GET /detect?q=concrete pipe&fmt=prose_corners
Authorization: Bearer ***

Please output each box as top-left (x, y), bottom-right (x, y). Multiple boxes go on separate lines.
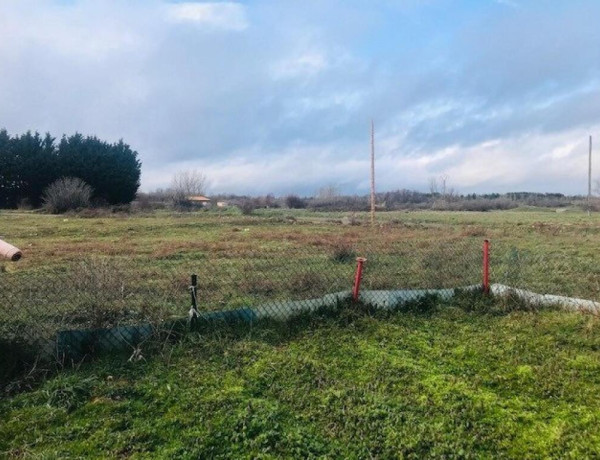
top-left (0, 239), bottom-right (22, 261)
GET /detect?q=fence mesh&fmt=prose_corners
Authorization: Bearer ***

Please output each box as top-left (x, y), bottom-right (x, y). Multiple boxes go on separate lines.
top-left (490, 241), bottom-right (600, 312)
top-left (1, 235), bottom-right (598, 369)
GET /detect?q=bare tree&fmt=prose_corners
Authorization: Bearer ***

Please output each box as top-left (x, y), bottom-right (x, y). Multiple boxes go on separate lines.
top-left (439, 174), bottom-right (456, 200)
top-left (316, 185), bottom-right (340, 200)
top-left (429, 175), bottom-right (455, 198)
top-left (428, 177), bottom-right (439, 196)
top-left (429, 175), bottom-right (456, 209)
top-left (440, 175), bottom-right (448, 197)
top-left (171, 170), bottom-right (206, 196)
top-left (170, 170), bottom-right (207, 208)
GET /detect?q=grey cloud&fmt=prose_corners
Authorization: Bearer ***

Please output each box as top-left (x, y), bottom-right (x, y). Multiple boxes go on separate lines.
top-left (1, 0), bottom-right (599, 195)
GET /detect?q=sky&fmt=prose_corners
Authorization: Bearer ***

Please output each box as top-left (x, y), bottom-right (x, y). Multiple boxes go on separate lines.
top-left (1, 0), bottom-right (599, 196)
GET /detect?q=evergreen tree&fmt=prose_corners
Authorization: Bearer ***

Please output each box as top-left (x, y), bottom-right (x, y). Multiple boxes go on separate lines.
top-left (0, 129), bottom-right (141, 208)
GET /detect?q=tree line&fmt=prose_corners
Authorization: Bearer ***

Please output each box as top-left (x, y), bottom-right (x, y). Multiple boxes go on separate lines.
top-left (198, 189), bottom-right (581, 213)
top-left (0, 130), bottom-right (141, 209)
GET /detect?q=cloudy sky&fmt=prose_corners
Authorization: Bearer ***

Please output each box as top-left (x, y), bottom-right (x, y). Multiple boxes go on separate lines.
top-left (1, 0), bottom-right (599, 195)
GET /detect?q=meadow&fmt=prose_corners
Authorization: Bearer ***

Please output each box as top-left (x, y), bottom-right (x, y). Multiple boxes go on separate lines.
top-left (2, 297), bottom-right (600, 458)
top-left (1, 207), bottom-right (600, 457)
top-left (1, 207), bottom-right (599, 340)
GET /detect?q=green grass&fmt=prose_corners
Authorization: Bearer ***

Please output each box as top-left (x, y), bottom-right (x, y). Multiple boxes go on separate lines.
top-left (2, 207), bottom-right (600, 270)
top-left (2, 208), bottom-right (600, 457)
top-left (2, 297), bottom-right (600, 458)
top-left (1, 207), bottom-right (599, 344)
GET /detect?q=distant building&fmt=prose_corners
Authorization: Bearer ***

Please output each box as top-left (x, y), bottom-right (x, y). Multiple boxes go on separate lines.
top-left (216, 201), bottom-right (228, 208)
top-left (186, 195), bottom-right (211, 207)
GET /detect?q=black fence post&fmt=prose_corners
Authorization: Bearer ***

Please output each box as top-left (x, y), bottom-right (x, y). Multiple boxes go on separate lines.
top-left (190, 274), bottom-right (198, 329)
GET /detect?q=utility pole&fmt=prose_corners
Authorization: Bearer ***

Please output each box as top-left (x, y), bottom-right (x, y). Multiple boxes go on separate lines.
top-left (370, 120), bottom-right (375, 226)
top-left (588, 135), bottom-right (592, 216)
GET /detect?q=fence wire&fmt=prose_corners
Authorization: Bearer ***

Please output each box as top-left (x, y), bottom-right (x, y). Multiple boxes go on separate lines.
top-left (490, 241), bottom-right (600, 312)
top-left (1, 237), bottom-right (598, 368)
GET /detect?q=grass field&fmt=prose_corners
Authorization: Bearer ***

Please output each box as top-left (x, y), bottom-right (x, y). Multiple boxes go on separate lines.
top-left (1, 207), bottom-right (599, 342)
top-left (1, 208), bottom-right (600, 457)
top-left (1, 207), bottom-right (599, 280)
top-left (2, 298), bottom-right (600, 458)
top-left (2, 207), bottom-right (600, 269)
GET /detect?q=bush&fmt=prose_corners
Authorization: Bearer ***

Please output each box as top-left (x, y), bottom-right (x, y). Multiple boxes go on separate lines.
top-left (131, 193), bottom-right (153, 212)
top-left (580, 198), bottom-right (600, 213)
top-left (239, 199), bottom-right (256, 215)
top-left (432, 198), bottom-right (517, 212)
top-left (42, 177), bottom-right (93, 214)
top-left (17, 198), bottom-right (32, 210)
top-left (285, 195), bottom-right (306, 209)
top-left (309, 195), bottom-right (369, 212)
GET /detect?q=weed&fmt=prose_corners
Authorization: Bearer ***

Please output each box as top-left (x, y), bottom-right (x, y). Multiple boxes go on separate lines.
top-left (289, 271), bottom-right (326, 294)
top-left (43, 375), bottom-right (98, 411)
top-left (330, 242), bottom-right (356, 263)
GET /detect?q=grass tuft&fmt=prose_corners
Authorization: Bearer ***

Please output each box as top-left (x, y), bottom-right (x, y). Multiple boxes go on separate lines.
top-left (43, 375), bottom-right (98, 412)
top-left (329, 241), bottom-right (356, 263)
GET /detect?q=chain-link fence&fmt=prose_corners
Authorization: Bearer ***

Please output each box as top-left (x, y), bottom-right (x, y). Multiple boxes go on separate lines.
top-left (490, 241), bottom-right (600, 313)
top-left (1, 236), bottom-right (598, 374)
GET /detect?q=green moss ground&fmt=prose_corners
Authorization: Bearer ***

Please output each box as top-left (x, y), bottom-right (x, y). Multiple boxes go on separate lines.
top-left (2, 298), bottom-right (600, 458)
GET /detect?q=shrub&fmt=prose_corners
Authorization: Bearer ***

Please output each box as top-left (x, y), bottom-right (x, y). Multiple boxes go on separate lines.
top-left (285, 195), bottom-right (306, 209)
top-left (76, 208), bottom-right (112, 218)
top-left (111, 204), bottom-right (131, 214)
top-left (17, 198), bottom-right (32, 210)
top-left (42, 177), bottom-right (93, 214)
top-left (132, 193), bottom-right (153, 212)
top-left (580, 198), bottom-right (600, 213)
top-left (432, 198), bottom-right (517, 212)
top-left (309, 195), bottom-right (369, 212)
top-left (239, 199), bottom-right (256, 215)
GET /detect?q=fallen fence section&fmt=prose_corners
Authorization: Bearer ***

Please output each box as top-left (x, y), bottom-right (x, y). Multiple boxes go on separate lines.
top-left (52, 287), bottom-right (475, 359)
top-left (491, 284), bottom-right (600, 314)
top-left (252, 290), bottom-right (352, 320)
top-left (55, 319), bottom-right (189, 359)
top-left (56, 291), bottom-right (353, 359)
top-left (47, 284), bottom-right (600, 360)
top-left (359, 285), bottom-right (482, 309)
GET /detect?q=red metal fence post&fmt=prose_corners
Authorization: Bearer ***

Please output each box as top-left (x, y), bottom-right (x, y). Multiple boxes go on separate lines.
top-left (352, 257), bottom-right (367, 301)
top-left (483, 239), bottom-right (490, 295)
